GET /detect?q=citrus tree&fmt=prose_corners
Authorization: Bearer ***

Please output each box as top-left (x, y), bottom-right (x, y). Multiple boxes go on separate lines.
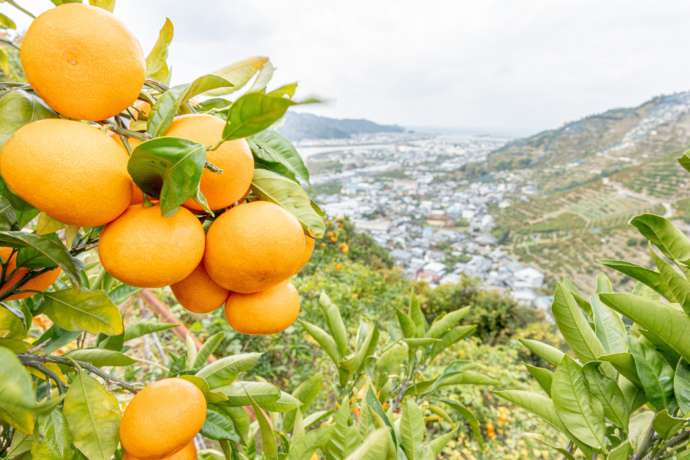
top-left (497, 155), bottom-right (690, 458)
top-left (0, 2), bottom-right (487, 459)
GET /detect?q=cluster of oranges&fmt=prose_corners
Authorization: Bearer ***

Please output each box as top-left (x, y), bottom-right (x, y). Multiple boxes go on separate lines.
top-left (0, 3), bottom-right (314, 335)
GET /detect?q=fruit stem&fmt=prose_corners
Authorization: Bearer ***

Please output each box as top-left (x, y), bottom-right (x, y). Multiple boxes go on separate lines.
top-left (205, 160), bottom-right (223, 174)
top-left (5, 0), bottom-right (35, 19)
top-left (108, 123), bottom-right (150, 142)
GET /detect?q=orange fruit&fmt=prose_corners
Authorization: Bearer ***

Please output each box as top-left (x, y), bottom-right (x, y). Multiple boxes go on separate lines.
top-left (165, 114), bottom-right (254, 211)
top-left (98, 205), bottom-right (205, 287)
top-left (297, 236), bottom-right (315, 270)
top-left (171, 263), bottom-right (228, 314)
top-left (131, 100), bottom-right (151, 120)
top-left (124, 440), bottom-right (196, 460)
top-left (20, 3), bottom-right (144, 120)
top-left (120, 378), bottom-right (206, 459)
top-left (0, 247), bottom-right (61, 300)
top-left (204, 201), bottom-right (306, 293)
top-left (1, 119), bottom-right (131, 226)
top-left (225, 281), bottom-right (301, 335)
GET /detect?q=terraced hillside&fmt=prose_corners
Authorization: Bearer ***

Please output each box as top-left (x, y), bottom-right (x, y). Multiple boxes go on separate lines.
top-left (490, 92), bottom-right (690, 288)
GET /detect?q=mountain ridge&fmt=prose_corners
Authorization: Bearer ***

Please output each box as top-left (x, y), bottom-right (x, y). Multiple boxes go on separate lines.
top-left (277, 111), bottom-right (405, 141)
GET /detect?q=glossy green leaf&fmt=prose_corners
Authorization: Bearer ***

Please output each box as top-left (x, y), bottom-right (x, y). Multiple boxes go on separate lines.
top-left (600, 292), bottom-right (690, 363)
top-left (319, 292), bottom-right (348, 356)
top-left (551, 356), bottom-right (605, 450)
top-left (599, 352), bottom-right (642, 386)
top-left (249, 395), bottom-right (278, 460)
top-left (342, 323), bottom-right (378, 374)
top-left (146, 18), bottom-right (173, 84)
top-left (224, 405), bottom-right (250, 444)
top-left (582, 362), bottom-right (629, 430)
top-left (429, 325), bottom-right (476, 359)
top-left (40, 288), bottom-right (122, 336)
top-left (345, 427), bottom-right (391, 460)
top-left (526, 365), bottom-right (553, 394)
top-left (193, 332), bottom-right (224, 368)
top-left (216, 381), bottom-right (280, 407)
top-left (628, 410), bottom-right (654, 452)
top-left (427, 306), bottom-right (469, 339)
top-left (592, 274), bottom-right (627, 354)
top-left (652, 249), bottom-right (690, 313)
top-left (325, 398), bottom-right (355, 460)
top-left (210, 56), bottom-right (270, 96)
top-left (494, 390), bottom-right (567, 433)
top-left (251, 169), bottom-right (325, 238)
top-left (0, 231), bottom-right (79, 285)
top-left (631, 214), bottom-right (690, 265)
top-left (607, 441), bottom-right (632, 460)
top-left (0, 90), bottom-right (55, 147)
top-left (0, 306), bottom-right (26, 340)
top-left (395, 308), bottom-right (416, 338)
top-left (629, 337), bottom-right (674, 410)
top-left (123, 320), bottom-right (177, 341)
top-left (63, 373), bottom-right (120, 460)
top-left (601, 259), bottom-right (666, 297)
top-left (410, 295), bottom-right (428, 336)
top-left (675, 359), bottom-right (690, 416)
top-left (31, 409), bottom-right (74, 460)
top-left (283, 374), bottom-right (323, 433)
top-left (65, 348), bottom-right (135, 367)
top-left (440, 399), bottom-right (483, 447)
top-left (249, 130), bottom-right (309, 182)
top-left (400, 399), bottom-right (425, 460)
top-left (201, 405), bottom-right (239, 441)
top-left (259, 391), bottom-right (302, 412)
top-left (127, 137), bottom-right (207, 215)
top-left (196, 353), bottom-right (261, 388)
top-left (0, 347), bottom-right (36, 433)
top-left (0, 178), bottom-right (38, 229)
top-left (652, 409), bottom-right (684, 440)
top-left (519, 338), bottom-right (565, 365)
top-left (551, 283), bottom-right (604, 362)
top-left (222, 92), bottom-right (294, 140)
top-left (300, 320), bottom-right (340, 364)
top-left (0, 13), bottom-right (16, 29)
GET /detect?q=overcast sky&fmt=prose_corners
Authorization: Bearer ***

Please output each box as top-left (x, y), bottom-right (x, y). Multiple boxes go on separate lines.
top-left (6, 1), bottom-right (690, 135)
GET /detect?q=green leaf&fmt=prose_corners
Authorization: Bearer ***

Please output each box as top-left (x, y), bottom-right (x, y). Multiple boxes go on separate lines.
top-left (0, 178), bottom-right (38, 229)
top-left (582, 362), bottom-right (629, 430)
top-left (600, 292), bottom-right (690, 363)
top-left (249, 60), bottom-right (275, 92)
top-left (345, 427), bottom-right (391, 460)
top-left (599, 352), bottom-right (642, 387)
top-left (259, 391), bottom-right (302, 412)
top-left (127, 137), bottom-right (207, 216)
top-left (40, 288), bottom-right (122, 336)
top-left (651, 249), bottom-right (690, 313)
top-left (0, 231), bottom-right (79, 285)
top-left (216, 381), bottom-right (280, 407)
top-left (193, 332), bottom-right (224, 368)
top-left (210, 56), bottom-right (270, 96)
top-left (287, 424), bottom-right (333, 460)
top-left (629, 410), bottom-right (655, 452)
top-left (552, 283), bottom-right (605, 362)
top-left (123, 320), bottom-right (176, 341)
top-left (629, 337), bottom-right (674, 410)
top-left (526, 365), bottom-right (553, 394)
top-left (440, 399), bottom-right (483, 447)
top-left (248, 394), bottom-right (278, 460)
top-left (0, 347), bottom-right (36, 434)
top-left (440, 369), bottom-right (498, 386)
top-left (251, 169), bottom-right (325, 238)
top-left (342, 323), bottom-right (378, 374)
top-left (395, 308), bottom-right (416, 338)
top-left (429, 325), bottom-right (475, 359)
top-left (146, 18), bottom-right (174, 84)
top-left (224, 405), bottom-right (250, 444)
top-left (400, 399), bottom-right (425, 460)
top-left (631, 213), bottom-right (690, 265)
top-left (222, 92), bottom-right (295, 141)
top-left (283, 374), bottom-right (323, 433)
top-left (427, 306), bottom-right (469, 339)
top-left (592, 275), bottom-right (627, 354)
top-left (325, 398), bottom-right (355, 460)
top-left (551, 355), bottom-right (606, 450)
top-left (410, 295), bottom-right (427, 336)
top-left (31, 409), bottom-right (74, 460)
top-left (520, 339), bottom-right (565, 366)
top-left (607, 440), bottom-right (632, 460)
top-left (63, 373), bottom-right (120, 460)
top-left (652, 409), bottom-right (684, 440)
top-left (0, 13), bottom-right (16, 29)
top-left (0, 90), bottom-right (55, 148)
top-left (601, 259), bottom-right (667, 297)
top-left (0, 306), bottom-right (26, 340)
top-left (319, 292), bottom-right (348, 356)
top-left (201, 405), bottom-right (239, 441)
top-left (675, 359), bottom-right (690, 416)
top-left (196, 353), bottom-right (261, 388)
top-left (404, 337), bottom-right (440, 347)
top-left (300, 320), bottom-right (340, 364)
top-left (249, 130), bottom-right (310, 182)
top-left (88, 0), bottom-right (114, 11)
top-left (65, 348), bottom-right (135, 367)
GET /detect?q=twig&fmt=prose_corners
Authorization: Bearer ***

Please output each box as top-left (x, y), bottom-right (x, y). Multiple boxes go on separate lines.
top-left (21, 360), bottom-right (67, 394)
top-left (5, 0), bottom-right (35, 19)
top-left (106, 124), bottom-right (150, 141)
top-left (0, 38), bottom-right (19, 51)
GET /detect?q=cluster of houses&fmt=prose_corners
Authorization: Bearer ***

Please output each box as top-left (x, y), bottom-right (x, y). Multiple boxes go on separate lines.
top-left (307, 133), bottom-right (552, 310)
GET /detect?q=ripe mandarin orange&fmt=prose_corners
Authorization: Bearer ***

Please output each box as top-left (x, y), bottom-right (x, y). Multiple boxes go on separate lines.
top-left (98, 205), bottom-right (205, 287)
top-left (204, 201), bottom-right (306, 293)
top-left (165, 114), bottom-right (254, 211)
top-left (225, 281), bottom-right (301, 335)
top-left (0, 247), bottom-right (60, 300)
top-left (120, 378), bottom-right (206, 459)
top-left (171, 263), bottom-right (228, 313)
top-left (124, 441), bottom-right (196, 460)
top-left (1, 119), bottom-right (131, 227)
top-left (20, 3), bottom-right (144, 120)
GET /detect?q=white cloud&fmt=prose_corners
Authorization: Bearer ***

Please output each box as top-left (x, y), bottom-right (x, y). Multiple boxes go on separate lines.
top-left (4, 0), bottom-right (690, 134)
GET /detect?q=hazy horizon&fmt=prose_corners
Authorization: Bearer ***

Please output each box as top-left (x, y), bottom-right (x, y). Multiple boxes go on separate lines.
top-left (4, 1), bottom-right (690, 136)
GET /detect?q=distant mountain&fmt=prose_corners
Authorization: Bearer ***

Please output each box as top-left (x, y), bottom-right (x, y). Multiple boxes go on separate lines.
top-left (276, 112), bottom-right (405, 141)
top-left (484, 91), bottom-right (690, 288)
